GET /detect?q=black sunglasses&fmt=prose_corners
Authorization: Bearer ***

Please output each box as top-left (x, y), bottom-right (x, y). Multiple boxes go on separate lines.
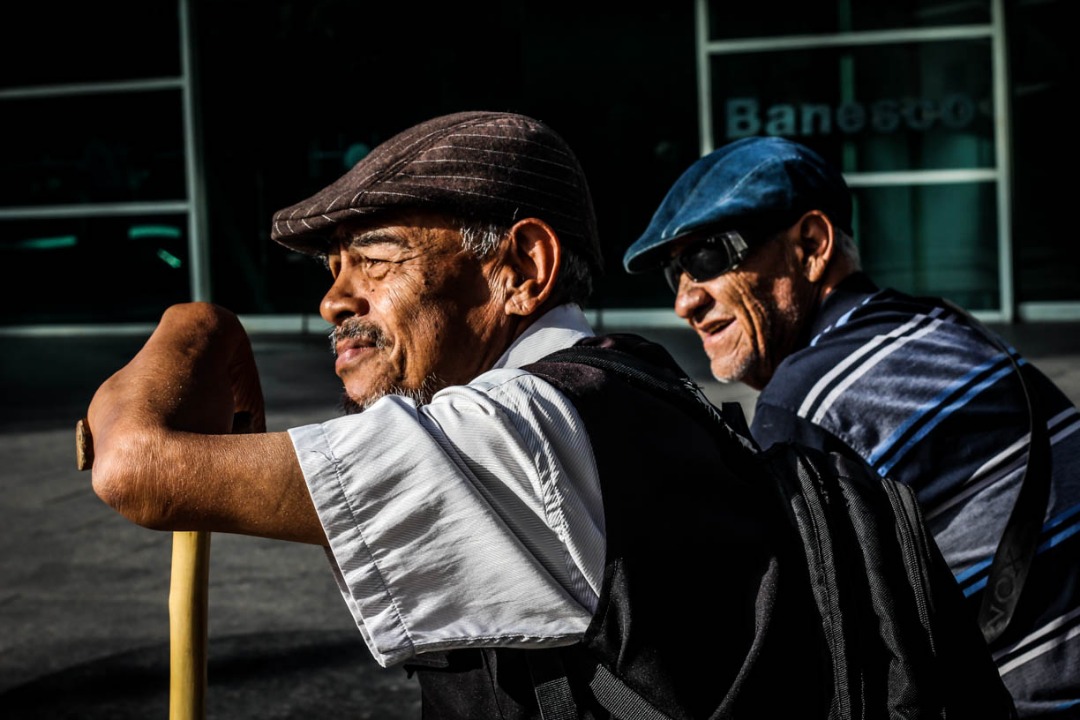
top-left (662, 229), bottom-right (752, 293)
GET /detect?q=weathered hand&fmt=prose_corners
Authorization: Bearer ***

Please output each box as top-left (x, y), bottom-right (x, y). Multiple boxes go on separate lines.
top-left (84, 302), bottom-right (324, 544)
top-left (85, 302), bottom-right (266, 527)
top-left (88, 302), bottom-right (264, 437)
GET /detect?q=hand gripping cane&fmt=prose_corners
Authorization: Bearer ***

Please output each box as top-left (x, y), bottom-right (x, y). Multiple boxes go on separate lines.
top-left (75, 412), bottom-right (250, 720)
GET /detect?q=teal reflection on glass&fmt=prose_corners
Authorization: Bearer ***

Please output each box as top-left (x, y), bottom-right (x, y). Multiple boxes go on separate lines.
top-left (129, 224), bottom-right (182, 240)
top-left (10, 235), bottom-right (78, 250)
top-left (156, 248), bottom-right (183, 269)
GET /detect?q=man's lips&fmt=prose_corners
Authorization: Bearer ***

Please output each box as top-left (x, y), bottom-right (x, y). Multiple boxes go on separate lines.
top-left (696, 316), bottom-right (734, 338)
top-left (334, 340), bottom-right (377, 374)
top-left (696, 317), bottom-right (737, 350)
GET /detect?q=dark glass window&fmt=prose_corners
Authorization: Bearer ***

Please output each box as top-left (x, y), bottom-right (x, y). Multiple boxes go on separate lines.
top-left (1, 2), bottom-right (180, 88)
top-left (707, 0), bottom-right (991, 40)
top-left (853, 182), bottom-right (999, 311)
top-left (1009, 0), bottom-right (1076, 303)
top-left (709, 39), bottom-right (995, 173)
top-left (194, 0), bottom-right (700, 315)
top-left (0, 90), bottom-right (186, 208)
top-left (0, 215), bottom-right (190, 325)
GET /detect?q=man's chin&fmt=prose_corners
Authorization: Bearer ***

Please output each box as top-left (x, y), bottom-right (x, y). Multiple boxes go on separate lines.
top-left (709, 363), bottom-right (744, 386)
top-left (709, 354), bottom-right (757, 387)
top-left (340, 378), bottom-right (441, 415)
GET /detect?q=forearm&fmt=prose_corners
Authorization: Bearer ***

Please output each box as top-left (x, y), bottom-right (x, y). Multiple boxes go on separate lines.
top-left (90, 428), bottom-right (325, 544)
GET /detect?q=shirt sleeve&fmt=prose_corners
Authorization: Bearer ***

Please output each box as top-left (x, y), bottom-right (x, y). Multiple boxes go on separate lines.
top-left (287, 368), bottom-right (605, 668)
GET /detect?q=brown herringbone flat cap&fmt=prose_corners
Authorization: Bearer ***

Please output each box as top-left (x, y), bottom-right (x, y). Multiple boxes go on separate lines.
top-left (271, 111), bottom-right (603, 272)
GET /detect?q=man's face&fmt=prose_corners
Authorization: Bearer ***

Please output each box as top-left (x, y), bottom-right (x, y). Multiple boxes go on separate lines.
top-left (671, 224), bottom-right (815, 390)
top-left (320, 212), bottom-right (509, 412)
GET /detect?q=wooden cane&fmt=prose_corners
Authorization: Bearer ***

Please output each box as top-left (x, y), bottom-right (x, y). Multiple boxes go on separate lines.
top-left (76, 418), bottom-right (209, 720)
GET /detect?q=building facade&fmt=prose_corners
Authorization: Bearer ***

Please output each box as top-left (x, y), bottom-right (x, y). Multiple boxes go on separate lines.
top-left (1, 0), bottom-right (1072, 334)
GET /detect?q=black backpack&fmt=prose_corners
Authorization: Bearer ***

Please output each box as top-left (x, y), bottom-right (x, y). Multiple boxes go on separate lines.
top-left (523, 338), bottom-right (1017, 720)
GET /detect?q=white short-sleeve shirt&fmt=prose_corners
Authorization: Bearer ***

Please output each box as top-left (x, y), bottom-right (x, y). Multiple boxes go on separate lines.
top-left (288, 304), bottom-right (605, 667)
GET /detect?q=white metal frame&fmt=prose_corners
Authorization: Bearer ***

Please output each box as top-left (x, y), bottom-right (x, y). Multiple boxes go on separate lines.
top-left (0, 0), bottom-right (209, 316)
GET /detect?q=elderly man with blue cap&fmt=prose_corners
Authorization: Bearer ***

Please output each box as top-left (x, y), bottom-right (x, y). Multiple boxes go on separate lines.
top-left (623, 135), bottom-right (1080, 719)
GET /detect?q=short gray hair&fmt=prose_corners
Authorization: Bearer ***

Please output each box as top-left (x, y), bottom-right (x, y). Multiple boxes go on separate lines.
top-left (834, 229), bottom-right (862, 270)
top-left (458, 221), bottom-right (594, 307)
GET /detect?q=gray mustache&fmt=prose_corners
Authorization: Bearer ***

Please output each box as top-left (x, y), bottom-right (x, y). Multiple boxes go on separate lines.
top-left (330, 321), bottom-right (388, 355)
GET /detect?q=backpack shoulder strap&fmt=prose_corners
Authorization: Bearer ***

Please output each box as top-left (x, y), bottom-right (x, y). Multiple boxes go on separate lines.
top-left (535, 343), bottom-right (758, 454)
top-left (524, 341), bottom-right (749, 720)
top-left (932, 298), bottom-right (1052, 644)
top-left (527, 650), bottom-right (678, 720)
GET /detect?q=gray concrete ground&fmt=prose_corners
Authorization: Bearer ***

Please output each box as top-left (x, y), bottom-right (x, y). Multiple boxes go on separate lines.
top-left (1, 320), bottom-right (1077, 719)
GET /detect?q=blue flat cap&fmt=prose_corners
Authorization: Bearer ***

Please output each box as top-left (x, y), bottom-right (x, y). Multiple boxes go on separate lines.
top-left (623, 136), bottom-right (852, 273)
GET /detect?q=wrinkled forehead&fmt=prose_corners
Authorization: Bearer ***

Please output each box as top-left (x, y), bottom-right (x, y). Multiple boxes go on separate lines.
top-left (328, 210), bottom-right (465, 250)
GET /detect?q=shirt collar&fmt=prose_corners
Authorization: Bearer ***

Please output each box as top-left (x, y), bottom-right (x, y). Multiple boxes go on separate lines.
top-left (802, 271), bottom-right (880, 347)
top-left (492, 303), bottom-right (595, 370)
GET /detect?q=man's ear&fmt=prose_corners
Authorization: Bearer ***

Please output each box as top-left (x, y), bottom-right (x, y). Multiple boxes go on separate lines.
top-left (796, 210), bottom-right (836, 283)
top-left (500, 218), bottom-right (561, 317)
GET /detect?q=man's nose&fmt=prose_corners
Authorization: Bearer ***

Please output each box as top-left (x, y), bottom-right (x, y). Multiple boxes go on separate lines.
top-left (320, 268), bottom-right (371, 326)
top-left (673, 277), bottom-right (710, 321)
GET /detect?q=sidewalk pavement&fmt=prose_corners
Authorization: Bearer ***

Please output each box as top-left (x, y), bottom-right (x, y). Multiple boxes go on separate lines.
top-left (1, 321), bottom-right (1077, 719)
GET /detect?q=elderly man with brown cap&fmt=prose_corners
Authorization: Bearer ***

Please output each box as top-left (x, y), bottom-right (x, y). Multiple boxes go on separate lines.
top-left (83, 111), bottom-right (847, 718)
top-left (624, 135), bottom-right (1080, 718)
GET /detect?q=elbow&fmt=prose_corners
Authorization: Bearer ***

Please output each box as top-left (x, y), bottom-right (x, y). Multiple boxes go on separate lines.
top-left (90, 440), bottom-right (176, 530)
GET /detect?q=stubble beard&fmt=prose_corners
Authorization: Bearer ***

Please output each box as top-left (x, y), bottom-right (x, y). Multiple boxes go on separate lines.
top-left (330, 321), bottom-right (442, 415)
top-left (712, 349), bottom-right (757, 385)
top-left (710, 292), bottom-right (804, 389)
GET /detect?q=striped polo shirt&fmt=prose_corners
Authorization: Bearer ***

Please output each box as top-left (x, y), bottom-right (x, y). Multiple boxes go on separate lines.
top-left (751, 272), bottom-right (1080, 718)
